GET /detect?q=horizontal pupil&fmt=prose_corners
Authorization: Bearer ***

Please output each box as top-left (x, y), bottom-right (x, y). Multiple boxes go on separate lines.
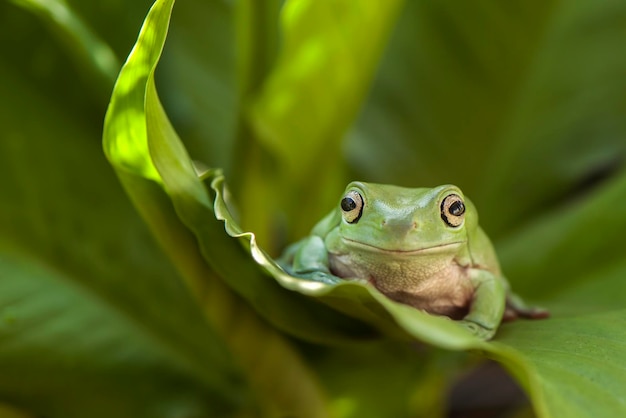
top-left (341, 197), bottom-right (357, 212)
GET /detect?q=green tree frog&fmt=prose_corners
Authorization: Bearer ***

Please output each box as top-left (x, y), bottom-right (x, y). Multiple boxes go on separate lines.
top-left (280, 182), bottom-right (548, 340)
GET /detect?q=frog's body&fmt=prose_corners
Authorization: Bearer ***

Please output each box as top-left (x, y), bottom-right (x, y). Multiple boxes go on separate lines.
top-left (280, 182), bottom-right (548, 339)
top-left (329, 241), bottom-right (476, 320)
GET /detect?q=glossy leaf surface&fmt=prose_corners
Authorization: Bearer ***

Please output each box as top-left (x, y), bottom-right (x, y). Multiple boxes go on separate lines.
top-left (2, 0), bottom-right (626, 417)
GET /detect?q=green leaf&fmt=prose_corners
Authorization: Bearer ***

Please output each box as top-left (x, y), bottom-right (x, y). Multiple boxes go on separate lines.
top-left (487, 310), bottom-right (626, 418)
top-left (250, 1), bottom-right (403, 177)
top-left (156, 0), bottom-right (238, 173)
top-left (8, 0), bottom-right (119, 97)
top-left (314, 343), bottom-right (457, 418)
top-left (0, 403), bottom-right (32, 418)
top-left (105, 0), bottom-right (369, 344)
top-left (103, 0), bottom-right (356, 415)
top-left (499, 168), bottom-right (626, 298)
top-left (0, 252), bottom-right (238, 418)
top-left (349, 0), bottom-right (626, 237)
top-left (0, 1), bottom-right (246, 415)
top-left (0, 95), bottom-right (240, 414)
top-left (236, 0), bottom-right (405, 246)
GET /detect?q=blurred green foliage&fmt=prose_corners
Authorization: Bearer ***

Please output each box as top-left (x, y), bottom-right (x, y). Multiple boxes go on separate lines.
top-left (1, 0), bottom-right (626, 417)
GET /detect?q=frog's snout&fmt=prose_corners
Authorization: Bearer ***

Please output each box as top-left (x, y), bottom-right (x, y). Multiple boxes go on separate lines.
top-left (381, 217), bottom-right (418, 235)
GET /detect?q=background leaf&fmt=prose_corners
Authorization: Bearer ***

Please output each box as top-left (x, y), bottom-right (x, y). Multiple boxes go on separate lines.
top-left (349, 0), bottom-right (626, 237)
top-left (103, 1), bottom-right (353, 415)
top-left (8, 0), bottom-right (119, 90)
top-left (487, 310), bottom-right (626, 418)
top-left (0, 252), bottom-right (239, 417)
top-left (0, 0), bottom-right (247, 415)
top-left (233, 0), bottom-right (405, 248)
top-left (499, 168), bottom-right (626, 298)
top-left (3, 0), bottom-right (626, 416)
top-left (156, 0), bottom-right (237, 172)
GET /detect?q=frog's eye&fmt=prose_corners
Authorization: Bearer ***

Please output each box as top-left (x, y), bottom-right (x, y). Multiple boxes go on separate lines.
top-left (440, 194), bottom-right (465, 227)
top-left (340, 190), bottom-right (363, 224)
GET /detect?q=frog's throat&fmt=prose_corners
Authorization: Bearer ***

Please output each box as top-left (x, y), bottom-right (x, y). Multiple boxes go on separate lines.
top-left (341, 238), bottom-right (465, 254)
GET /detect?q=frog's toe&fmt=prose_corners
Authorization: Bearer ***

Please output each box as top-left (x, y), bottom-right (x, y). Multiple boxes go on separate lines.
top-left (520, 307), bottom-right (550, 319)
top-left (508, 304), bottom-right (550, 320)
top-left (300, 271), bottom-right (342, 285)
top-left (505, 295), bottom-right (550, 320)
top-left (458, 320), bottom-right (496, 340)
top-left (502, 308), bottom-right (519, 322)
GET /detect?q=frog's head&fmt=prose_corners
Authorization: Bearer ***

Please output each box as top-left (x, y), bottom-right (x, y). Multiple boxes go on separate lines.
top-left (334, 182), bottom-right (478, 253)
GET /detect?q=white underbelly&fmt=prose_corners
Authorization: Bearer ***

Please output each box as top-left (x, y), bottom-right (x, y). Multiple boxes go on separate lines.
top-left (329, 251), bottom-right (475, 318)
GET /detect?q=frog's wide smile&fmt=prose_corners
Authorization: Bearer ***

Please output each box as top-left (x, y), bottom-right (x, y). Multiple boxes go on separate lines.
top-left (341, 238), bottom-right (465, 254)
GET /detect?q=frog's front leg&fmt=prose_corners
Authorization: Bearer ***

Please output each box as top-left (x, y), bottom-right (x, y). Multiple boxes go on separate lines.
top-left (459, 269), bottom-right (506, 340)
top-left (291, 236), bottom-right (342, 285)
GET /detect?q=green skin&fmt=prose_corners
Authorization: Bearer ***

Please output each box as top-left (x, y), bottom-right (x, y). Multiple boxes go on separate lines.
top-left (281, 182), bottom-right (548, 340)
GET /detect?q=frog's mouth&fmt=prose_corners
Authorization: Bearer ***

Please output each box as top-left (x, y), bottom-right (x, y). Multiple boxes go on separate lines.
top-left (342, 239), bottom-right (465, 254)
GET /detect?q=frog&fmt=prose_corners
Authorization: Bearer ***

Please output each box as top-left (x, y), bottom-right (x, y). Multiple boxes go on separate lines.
top-left (279, 182), bottom-right (548, 340)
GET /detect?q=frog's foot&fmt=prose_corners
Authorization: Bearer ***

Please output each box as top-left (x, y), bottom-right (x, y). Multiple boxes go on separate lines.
top-left (296, 271), bottom-right (342, 285)
top-left (457, 320), bottom-right (496, 340)
top-left (503, 296), bottom-right (550, 322)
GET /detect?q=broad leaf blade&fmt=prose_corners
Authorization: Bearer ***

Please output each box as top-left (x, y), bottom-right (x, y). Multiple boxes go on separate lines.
top-left (0, 404), bottom-right (31, 418)
top-left (0, 252), bottom-right (237, 418)
top-left (146, 78), bottom-right (332, 418)
top-left (237, 0), bottom-right (405, 245)
top-left (349, 0), bottom-right (626, 237)
top-left (104, 0), bottom-right (371, 346)
top-left (0, 69), bottom-right (241, 415)
top-left (8, 0), bottom-right (119, 97)
top-left (157, 0), bottom-right (238, 173)
top-left (499, 169), bottom-right (626, 298)
top-left (488, 310), bottom-right (626, 418)
top-left (102, 1), bottom-right (351, 415)
top-left (250, 0), bottom-right (404, 174)
top-left (0, 0), bottom-right (247, 414)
